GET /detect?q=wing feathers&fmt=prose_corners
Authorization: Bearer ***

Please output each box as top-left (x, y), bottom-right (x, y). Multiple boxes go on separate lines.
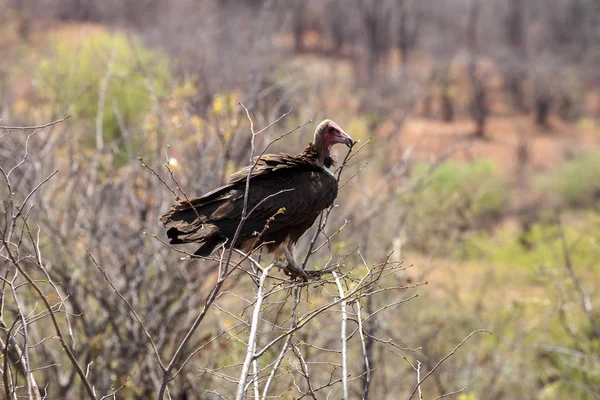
top-left (160, 153), bottom-right (338, 256)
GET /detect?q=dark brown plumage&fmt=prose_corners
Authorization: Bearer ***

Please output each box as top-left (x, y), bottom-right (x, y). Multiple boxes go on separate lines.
top-left (160, 120), bottom-right (353, 260)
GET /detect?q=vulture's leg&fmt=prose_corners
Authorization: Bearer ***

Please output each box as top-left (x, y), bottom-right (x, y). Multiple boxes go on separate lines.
top-left (282, 246), bottom-right (308, 281)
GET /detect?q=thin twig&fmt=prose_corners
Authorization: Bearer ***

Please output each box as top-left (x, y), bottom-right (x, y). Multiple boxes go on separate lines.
top-left (434, 388), bottom-right (466, 400)
top-left (0, 115), bottom-right (71, 130)
top-left (356, 301), bottom-right (371, 400)
top-left (99, 371), bottom-right (136, 400)
top-left (408, 330), bottom-right (491, 400)
top-left (260, 286), bottom-right (300, 400)
top-left (556, 218), bottom-right (600, 338)
top-left (0, 236), bottom-right (97, 400)
top-left (87, 252), bottom-right (164, 370)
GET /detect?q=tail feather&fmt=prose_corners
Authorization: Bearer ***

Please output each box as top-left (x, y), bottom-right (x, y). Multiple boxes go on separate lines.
top-left (194, 235), bottom-right (226, 257)
top-left (160, 185), bottom-right (236, 257)
top-left (162, 206), bottom-right (226, 256)
top-left (164, 222), bottom-right (225, 257)
top-left (166, 227), bottom-right (184, 244)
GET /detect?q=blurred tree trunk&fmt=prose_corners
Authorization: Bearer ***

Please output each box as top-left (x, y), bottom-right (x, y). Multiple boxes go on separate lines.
top-left (466, 0), bottom-right (487, 138)
top-left (506, 0), bottom-right (526, 51)
top-left (57, 0), bottom-right (92, 21)
top-left (292, 1), bottom-right (306, 52)
top-left (422, 93), bottom-right (433, 119)
top-left (558, 96), bottom-right (575, 122)
top-left (469, 61), bottom-right (488, 138)
top-left (504, 0), bottom-right (528, 114)
top-left (365, 10), bottom-right (381, 81)
top-left (557, 86), bottom-right (583, 122)
top-left (396, 0), bottom-right (420, 75)
top-left (329, 1), bottom-right (346, 54)
top-left (506, 72), bottom-right (527, 114)
top-left (357, 0), bottom-right (390, 82)
top-left (535, 97), bottom-right (551, 127)
top-left (466, 0), bottom-right (480, 52)
top-left (551, 0), bottom-right (588, 62)
top-left (11, 0), bottom-right (32, 39)
top-left (534, 82), bottom-right (552, 127)
top-left (440, 67), bottom-right (455, 122)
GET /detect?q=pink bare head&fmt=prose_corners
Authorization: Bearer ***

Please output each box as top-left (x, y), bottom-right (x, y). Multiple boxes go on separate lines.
top-left (314, 119), bottom-right (353, 148)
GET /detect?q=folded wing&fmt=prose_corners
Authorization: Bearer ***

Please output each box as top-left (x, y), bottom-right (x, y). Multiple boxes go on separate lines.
top-left (160, 154), bottom-right (338, 256)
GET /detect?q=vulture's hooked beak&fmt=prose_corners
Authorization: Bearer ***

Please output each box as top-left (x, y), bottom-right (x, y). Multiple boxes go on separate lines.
top-left (338, 129), bottom-right (353, 148)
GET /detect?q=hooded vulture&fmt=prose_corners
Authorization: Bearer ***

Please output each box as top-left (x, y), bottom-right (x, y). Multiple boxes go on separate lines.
top-left (160, 119), bottom-right (353, 277)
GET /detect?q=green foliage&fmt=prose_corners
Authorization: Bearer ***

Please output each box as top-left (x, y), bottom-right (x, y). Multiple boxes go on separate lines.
top-left (35, 30), bottom-right (171, 149)
top-left (402, 160), bottom-right (510, 254)
top-left (537, 152), bottom-right (600, 208)
top-left (461, 213), bottom-right (600, 271)
top-left (455, 212), bottom-right (600, 399)
top-left (416, 160), bottom-right (509, 218)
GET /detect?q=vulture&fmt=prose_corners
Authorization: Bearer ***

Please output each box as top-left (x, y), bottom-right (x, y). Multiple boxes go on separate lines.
top-left (160, 119), bottom-right (353, 277)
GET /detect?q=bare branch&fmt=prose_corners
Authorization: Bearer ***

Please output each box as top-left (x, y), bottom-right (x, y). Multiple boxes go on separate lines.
top-left (332, 270), bottom-right (349, 400)
top-left (408, 330), bottom-right (492, 400)
top-left (87, 252), bottom-right (164, 370)
top-left (236, 263), bottom-right (275, 400)
top-left (0, 115), bottom-right (70, 130)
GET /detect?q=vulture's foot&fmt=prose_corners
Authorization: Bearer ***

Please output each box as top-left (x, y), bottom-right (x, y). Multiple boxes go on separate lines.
top-left (275, 260), bottom-right (309, 282)
top-left (279, 247), bottom-right (309, 281)
top-left (274, 248), bottom-right (337, 281)
top-left (274, 260), bottom-right (330, 281)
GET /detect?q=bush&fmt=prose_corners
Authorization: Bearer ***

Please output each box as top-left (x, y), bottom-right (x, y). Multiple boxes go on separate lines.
top-left (537, 152), bottom-right (600, 208)
top-left (35, 28), bottom-right (171, 150)
top-left (460, 212), bottom-right (600, 271)
top-left (402, 159), bottom-right (511, 254)
top-left (457, 212), bottom-right (600, 399)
